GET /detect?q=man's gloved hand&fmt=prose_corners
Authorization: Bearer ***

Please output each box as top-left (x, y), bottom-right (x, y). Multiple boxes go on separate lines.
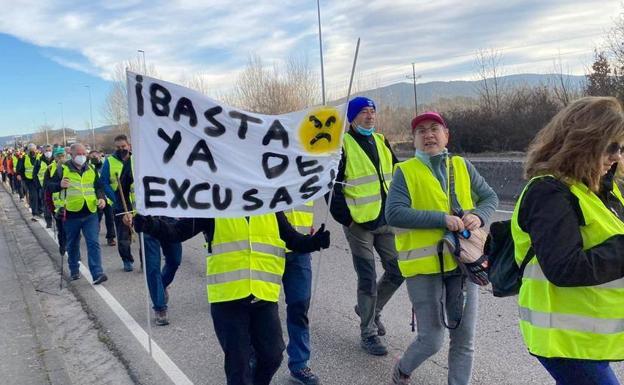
top-left (311, 223), bottom-right (330, 250)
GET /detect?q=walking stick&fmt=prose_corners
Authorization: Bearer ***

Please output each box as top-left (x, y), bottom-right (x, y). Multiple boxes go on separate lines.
top-left (59, 189), bottom-right (67, 290)
top-left (115, 172), bottom-right (142, 270)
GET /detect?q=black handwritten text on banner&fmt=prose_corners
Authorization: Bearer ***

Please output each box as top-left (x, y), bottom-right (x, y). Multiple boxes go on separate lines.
top-left (127, 71), bottom-right (344, 218)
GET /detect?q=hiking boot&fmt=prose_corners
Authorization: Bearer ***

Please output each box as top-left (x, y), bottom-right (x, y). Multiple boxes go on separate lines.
top-left (70, 272), bottom-right (80, 280)
top-left (360, 335), bottom-right (388, 356)
top-left (391, 362), bottom-right (411, 385)
top-left (290, 367), bottom-right (321, 385)
top-left (155, 310), bottom-right (169, 326)
top-left (123, 261), bottom-right (133, 272)
top-left (107, 238), bottom-right (116, 246)
top-left (93, 274), bottom-right (108, 285)
top-left (354, 305), bottom-right (386, 336)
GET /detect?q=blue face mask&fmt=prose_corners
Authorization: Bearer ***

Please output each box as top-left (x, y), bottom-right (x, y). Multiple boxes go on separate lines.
top-left (355, 125), bottom-right (375, 136)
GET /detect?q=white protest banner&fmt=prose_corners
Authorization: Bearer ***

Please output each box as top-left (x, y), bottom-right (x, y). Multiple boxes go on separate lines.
top-left (127, 71), bottom-right (344, 218)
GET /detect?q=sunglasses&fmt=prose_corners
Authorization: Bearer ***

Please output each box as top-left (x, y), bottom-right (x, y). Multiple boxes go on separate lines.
top-left (606, 142), bottom-right (624, 156)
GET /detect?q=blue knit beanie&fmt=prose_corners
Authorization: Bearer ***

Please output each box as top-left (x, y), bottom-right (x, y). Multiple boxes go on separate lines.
top-left (347, 97), bottom-right (376, 123)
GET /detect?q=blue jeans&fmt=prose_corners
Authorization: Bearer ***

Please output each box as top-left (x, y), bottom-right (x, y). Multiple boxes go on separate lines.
top-left (64, 213), bottom-right (104, 278)
top-left (282, 252), bottom-right (312, 372)
top-left (537, 356), bottom-right (621, 385)
top-left (143, 232), bottom-right (182, 311)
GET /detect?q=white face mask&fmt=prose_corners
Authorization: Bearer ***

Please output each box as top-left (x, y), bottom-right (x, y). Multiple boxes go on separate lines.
top-left (73, 155), bottom-right (87, 166)
top-left (44, 151), bottom-right (52, 158)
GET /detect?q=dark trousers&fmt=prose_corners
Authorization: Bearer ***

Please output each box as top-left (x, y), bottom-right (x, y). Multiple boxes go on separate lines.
top-left (55, 217), bottom-right (67, 255)
top-left (537, 356), bottom-right (621, 385)
top-left (113, 209), bottom-right (133, 263)
top-left (98, 204), bottom-right (116, 240)
top-left (211, 297), bottom-right (285, 385)
top-left (144, 232), bottom-right (182, 311)
top-left (282, 252), bottom-right (312, 372)
top-left (26, 179), bottom-right (40, 216)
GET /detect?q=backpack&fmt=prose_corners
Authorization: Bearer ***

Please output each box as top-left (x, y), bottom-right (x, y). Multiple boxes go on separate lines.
top-left (486, 219), bottom-right (533, 297)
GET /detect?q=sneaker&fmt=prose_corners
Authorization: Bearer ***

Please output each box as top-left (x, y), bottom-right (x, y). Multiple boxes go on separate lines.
top-left (360, 335), bottom-right (388, 356)
top-left (93, 274), bottom-right (108, 285)
top-left (70, 272), bottom-right (80, 280)
top-left (123, 261), bottom-right (134, 272)
top-left (107, 238), bottom-right (116, 246)
top-left (155, 310), bottom-right (169, 326)
top-left (290, 367), bottom-right (321, 385)
top-left (391, 362), bottom-right (411, 385)
top-left (354, 305), bottom-right (386, 336)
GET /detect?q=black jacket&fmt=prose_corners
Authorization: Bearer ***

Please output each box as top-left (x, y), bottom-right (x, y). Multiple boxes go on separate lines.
top-left (518, 175), bottom-right (624, 287)
top-left (329, 129), bottom-right (398, 230)
top-left (141, 212), bottom-right (323, 256)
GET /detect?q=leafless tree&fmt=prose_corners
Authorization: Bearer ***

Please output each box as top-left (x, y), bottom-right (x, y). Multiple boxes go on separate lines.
top-left (549, 54), bottom-right (582, 106)
top-left (101, 59), bottom-right (158, 136)
top-left (232, 54), bottom-right (319, 114)
top-left (475, 49), bottom-right (505, 113)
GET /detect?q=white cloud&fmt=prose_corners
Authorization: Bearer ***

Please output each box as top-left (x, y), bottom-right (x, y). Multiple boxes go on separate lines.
top-left (0, 0), bottom-right (621, 97)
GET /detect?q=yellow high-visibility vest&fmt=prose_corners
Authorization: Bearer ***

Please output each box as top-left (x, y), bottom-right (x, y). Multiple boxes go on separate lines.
top-left (61, 163), bottom-right (97, 213)
top-left (37, 160), bottom-right (48, 186)
top-left (343, 133), bottom-right (393, 223)
top-left (48, 162), bottom-right (64, 211)
top-left (24, 155), bottom-right (35, 180)
top-left (394, 156), bottom-right (473, 277)
top-left (207, 214), bottom-right (286, 304)
top-left (512, 177), bottom-right (624, 360)
top-left (284, 201), bottom-right (314, 235)
top-left (107, 155), bottom-right (123, 192)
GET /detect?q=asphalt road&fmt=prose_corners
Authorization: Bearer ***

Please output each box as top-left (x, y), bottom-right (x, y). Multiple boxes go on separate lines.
top-left (19, 198), bottom-right (624, 385)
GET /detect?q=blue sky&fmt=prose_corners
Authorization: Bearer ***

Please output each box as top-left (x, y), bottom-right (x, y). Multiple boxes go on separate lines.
top-left (0, 0), bottom-right (620, 138)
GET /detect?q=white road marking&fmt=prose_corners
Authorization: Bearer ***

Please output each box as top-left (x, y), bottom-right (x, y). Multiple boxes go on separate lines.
top-left (32, 211), bottom-right (193, 385)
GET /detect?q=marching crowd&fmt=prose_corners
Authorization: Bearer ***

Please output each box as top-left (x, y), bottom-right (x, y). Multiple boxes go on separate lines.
top-left (2, 95), bottom-right (624, 385)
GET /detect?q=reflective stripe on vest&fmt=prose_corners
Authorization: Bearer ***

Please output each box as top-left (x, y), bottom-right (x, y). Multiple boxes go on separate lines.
top-left (207, 214), bottom-right (286, 304)
top-left (61, 163), bottom-right (97, 213)
top-left (512, 176), bottom-right (624, 360)
top-left (343, 133), bottom-right (393, 223)
top-left (284, 201), bottom-right (314, 235)
top-left (394, 156), bottom-right (473, 277)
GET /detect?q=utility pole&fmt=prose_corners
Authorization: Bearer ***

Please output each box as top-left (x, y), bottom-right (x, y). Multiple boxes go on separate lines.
top-left (43, 112), bottom-right (49, 144)
top-left (406, 63), bottom-right (422, 115)
top-left (85, 85), bottom-right (95, 149)
top-left (138, 49), bottom-right (146, 73)
top-left (59, 102), bottom-right (66, 146)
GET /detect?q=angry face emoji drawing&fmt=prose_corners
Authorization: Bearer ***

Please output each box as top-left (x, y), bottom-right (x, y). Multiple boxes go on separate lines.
top-left (299, 106), bottom-right (343, 154)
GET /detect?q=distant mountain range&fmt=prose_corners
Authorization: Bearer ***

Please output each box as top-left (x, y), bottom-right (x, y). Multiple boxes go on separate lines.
top-left (342, 73), bottom-right (586, 109)
top-left (1, 73), bottom-right (587, 146)
top-left (1, 125), bottom-right (117, 147)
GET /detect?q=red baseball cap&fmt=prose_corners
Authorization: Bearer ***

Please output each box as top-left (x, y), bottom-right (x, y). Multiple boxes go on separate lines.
top-left (411, 111), bottom-right (447, 132)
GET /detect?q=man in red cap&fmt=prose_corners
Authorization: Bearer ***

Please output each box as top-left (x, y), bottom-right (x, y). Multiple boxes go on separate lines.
top-left (385, 111), bottom-right (498, 385)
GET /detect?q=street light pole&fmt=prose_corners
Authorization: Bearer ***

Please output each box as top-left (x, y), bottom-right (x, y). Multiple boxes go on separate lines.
top-left (85, 85), bottom-right (95, 149)
top-left (59, 102), bottom-right (66, 146)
